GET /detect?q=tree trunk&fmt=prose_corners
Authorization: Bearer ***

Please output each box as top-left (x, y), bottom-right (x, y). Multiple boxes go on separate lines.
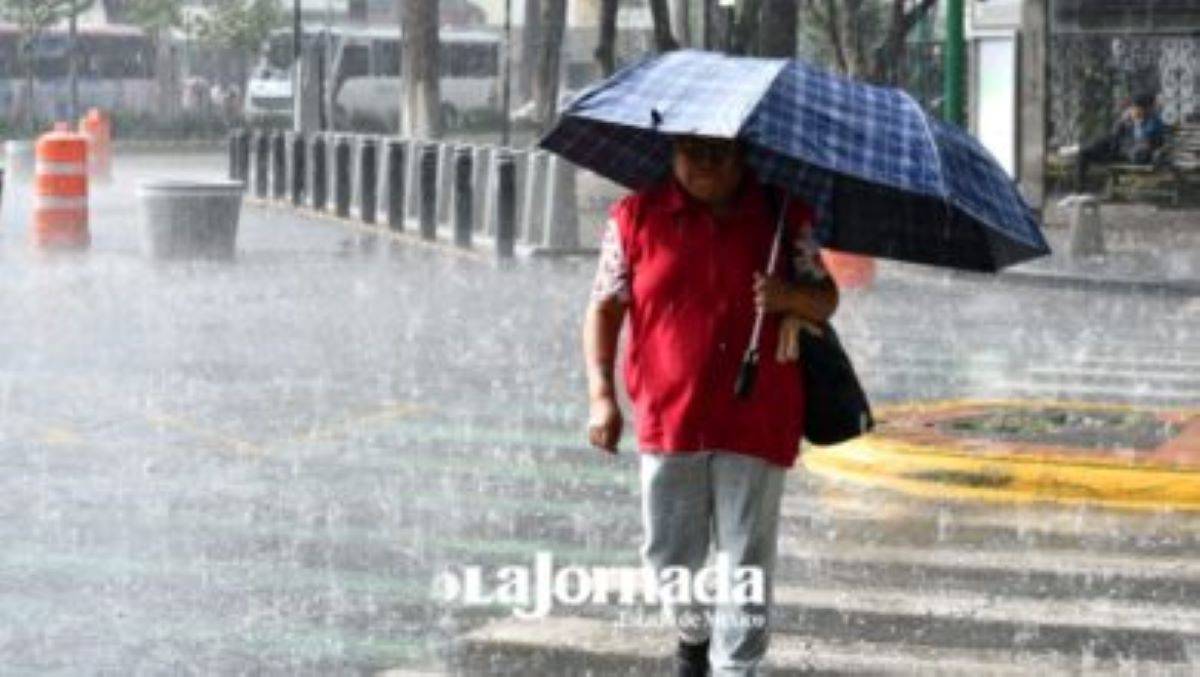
top-left (518, 0), bottom-right (542, 102)
top-left (758, 0), bottom-right (797, 57)
top-left (670, 0), bottom-right (691, 47)
top-left (702, 0), bottom-right (723, 50)
top-left (819, 0), bottom-right (851, 73)
top-left (401, 0), bottom-right (441, 138)
top-left (533, 0), bottom-right (566, 134)
top-left (594, 0), bottom-right (618, 77)
top-left (155, 33), bottom-right (180, 118)
top-left (842, 0), bottom-right (869, 78)
top-left (734, 0), bottom-right (763, 55)
top-left (872, 0), bottom-right (907, 84)
top-left (873, 0), bottom-right (938, 85)
top-left (647, 0), bottom-right (679, 52)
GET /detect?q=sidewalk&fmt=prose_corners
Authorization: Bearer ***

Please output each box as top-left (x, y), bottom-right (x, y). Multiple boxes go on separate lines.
top-left (1013, 199), bottom-right (1200, 293)
top-left (874, 199), bottom-right (1200, 295)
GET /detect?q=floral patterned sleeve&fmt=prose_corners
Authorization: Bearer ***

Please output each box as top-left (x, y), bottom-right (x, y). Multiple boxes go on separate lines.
top-left (590, 218), bottom-right (631, 304)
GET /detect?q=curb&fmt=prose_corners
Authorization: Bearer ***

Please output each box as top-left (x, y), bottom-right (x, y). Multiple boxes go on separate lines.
top-left (246, 198), bottom-right (494, 264)
top-left (995, 269), bottom-right (1200, 297)
top-left (245, 197), bottom-right (595, 262)
top-left (878, 262), bottom-right (1200, 297)
top-left (803, 399), bottom-right (1200, 512)
top-left (113, 139), bottom-right (224, 153)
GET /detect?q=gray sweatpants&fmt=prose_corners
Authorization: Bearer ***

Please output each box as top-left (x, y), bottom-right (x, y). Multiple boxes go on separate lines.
top-left (639, 450), bottom-right (786, 677)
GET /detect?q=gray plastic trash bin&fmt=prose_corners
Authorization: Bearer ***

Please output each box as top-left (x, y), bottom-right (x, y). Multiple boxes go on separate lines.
top-left (138, 180), bottom-right (245, 260)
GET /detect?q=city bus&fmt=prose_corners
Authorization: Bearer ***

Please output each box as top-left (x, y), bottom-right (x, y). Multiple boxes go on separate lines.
top-left (0, 23), bottom-right (157, 122)
top-left (333, 27), bottom-right (501, 130)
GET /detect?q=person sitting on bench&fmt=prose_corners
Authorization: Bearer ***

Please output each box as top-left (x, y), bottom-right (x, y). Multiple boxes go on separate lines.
top-left (1074, 92), bottom-right (1167, 191)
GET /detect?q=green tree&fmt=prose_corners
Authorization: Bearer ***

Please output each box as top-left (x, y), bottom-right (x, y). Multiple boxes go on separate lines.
top-left (195, 0), bottom-right (283, 55)
top-left (799, 0), bottom-right (938, 85)
top-left (192, 0), bottom-right (284, 93)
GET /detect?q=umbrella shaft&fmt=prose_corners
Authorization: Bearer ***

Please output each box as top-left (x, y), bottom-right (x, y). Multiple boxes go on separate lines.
top-left (746, 192), bottom-right (790, 351)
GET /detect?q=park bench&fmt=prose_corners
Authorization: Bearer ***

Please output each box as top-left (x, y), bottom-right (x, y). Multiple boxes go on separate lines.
top-left (1103, 121), bottom-right (1200, 206)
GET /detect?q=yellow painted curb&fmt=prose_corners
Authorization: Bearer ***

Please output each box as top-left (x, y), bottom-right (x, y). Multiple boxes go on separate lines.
top-left (803, 400), bottom-right (1200, 512)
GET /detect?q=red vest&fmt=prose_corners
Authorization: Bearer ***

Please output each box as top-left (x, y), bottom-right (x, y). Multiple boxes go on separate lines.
top-left (613, 175), bottom-right (811, 468)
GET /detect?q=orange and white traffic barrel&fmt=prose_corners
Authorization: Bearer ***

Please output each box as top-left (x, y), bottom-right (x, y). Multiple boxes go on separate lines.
top-left (79, 107), bottom-right (112, 182)
top-left (32, 122), bottom-right (90, 250)
top-left (821, 249), bottom-right (876, 289)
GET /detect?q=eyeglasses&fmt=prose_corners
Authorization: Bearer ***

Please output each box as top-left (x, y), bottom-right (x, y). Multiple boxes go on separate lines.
top-left (674, 137), bottom-right (738, 164)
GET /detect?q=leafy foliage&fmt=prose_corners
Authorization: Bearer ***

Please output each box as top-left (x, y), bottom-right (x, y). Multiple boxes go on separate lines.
top-left (123, 0), bottom-right (182, 35)
top-left (799, 0), bottom-right (938, 84)
top-left (194, 0), bottom-right (284, 55)
top-left (0, 0), bottom-right (95, 34)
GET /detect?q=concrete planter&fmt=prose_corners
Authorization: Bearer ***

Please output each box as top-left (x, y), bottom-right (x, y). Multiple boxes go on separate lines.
top-left (138, 180), bottom-right (244, 260)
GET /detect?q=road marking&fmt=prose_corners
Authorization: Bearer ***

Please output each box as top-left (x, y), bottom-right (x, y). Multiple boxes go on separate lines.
top-left (39, 426), bottom-right (84, 446)
top-left (459, 615), bottom-right (1191, 674)
top-left (279, 401), bottom-right (428, 443)
top-left (143, 411), bottom-right (266, 456)
top-left (772, 583), bottom-right (1200, 635)
top-left (777, 536), bottom-right (1200, 583)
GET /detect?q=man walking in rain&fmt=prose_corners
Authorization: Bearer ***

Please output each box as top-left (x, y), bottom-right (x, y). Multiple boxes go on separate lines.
top-left (583, 134), bottom-right (839, 676)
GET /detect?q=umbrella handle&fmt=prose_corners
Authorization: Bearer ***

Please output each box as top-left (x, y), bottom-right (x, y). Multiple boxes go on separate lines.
top-left (733, 191), bottom-right (790, 400)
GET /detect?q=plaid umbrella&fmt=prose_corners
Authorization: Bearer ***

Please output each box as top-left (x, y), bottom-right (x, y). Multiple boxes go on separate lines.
top-left (540, 50), bottom-right (1050, 272)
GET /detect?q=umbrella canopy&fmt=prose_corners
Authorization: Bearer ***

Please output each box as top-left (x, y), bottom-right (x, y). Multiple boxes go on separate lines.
top-left (540, 50), bottom-right (1050, 272)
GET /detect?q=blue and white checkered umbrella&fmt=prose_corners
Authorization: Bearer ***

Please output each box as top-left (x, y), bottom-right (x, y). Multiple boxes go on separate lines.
top-left (540, 50), bottom-right (1050, 272)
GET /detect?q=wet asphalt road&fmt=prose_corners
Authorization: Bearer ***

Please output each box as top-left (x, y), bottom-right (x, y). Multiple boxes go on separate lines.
top-left (0, 152), bottom-right (1197, 675)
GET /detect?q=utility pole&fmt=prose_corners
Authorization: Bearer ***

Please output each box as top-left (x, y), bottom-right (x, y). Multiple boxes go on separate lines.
top-left (293, 0), bottom-right (302, 132)
top-left (69, 1), bottom-right (79, 123)
top-left (943, 0), bottom-right (965, 126)
top-left (502, 0), bottom-right (512, 146)
top-left (719, 0), bottom-right (734, 53)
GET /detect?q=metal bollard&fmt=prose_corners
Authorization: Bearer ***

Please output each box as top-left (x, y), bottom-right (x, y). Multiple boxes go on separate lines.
top-left (453, 146), bottom-right (474, 248)
top-left (271, 130), bottom-right (287, 200)
top-left (254, 130), bottom-right (270, 198)
top-left (309, 134), bottom-right (327, 211)
top-left (520, 151), bottom-right (548, 242)
top-left (327, 133), bottom-right (340, 213)
top-left (496, 150), bottom-right (516, 258)
top-left (543, 155), bottom-right (580, 249)
top-left (404, 140), bottom-right (422, 220)
top-left (471, 145), bottom-right (493, 233)
top-left (228, 130), bottom-right (240, 181)
top-left (288, 132), bottom-right (306, 206)
top-left (510, 149), bottom-right (529, 236)
top-left (385, 140), bottom-right (406, 232)
top-left (419, 143), bottom-right (438, 241)
top-left (435, 143), bottom-right (455, 226)
top-left (359, 137), bottom-right (379, 224)
top-left (235, 129), bottom-right (250, 188)
top-left (334, 135), bottom-right (352, 218)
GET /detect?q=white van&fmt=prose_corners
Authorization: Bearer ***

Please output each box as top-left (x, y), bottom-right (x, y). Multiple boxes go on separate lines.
top-left (332, 28), bottom-right (502, 131)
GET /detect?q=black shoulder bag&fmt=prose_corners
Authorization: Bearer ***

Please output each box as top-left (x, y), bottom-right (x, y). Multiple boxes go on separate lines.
top-left (767, 189), bottom-right (875, 446)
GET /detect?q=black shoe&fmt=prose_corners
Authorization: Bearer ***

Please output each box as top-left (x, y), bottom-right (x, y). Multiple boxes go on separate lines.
top-left (675, 638), bottom-right (710, 677)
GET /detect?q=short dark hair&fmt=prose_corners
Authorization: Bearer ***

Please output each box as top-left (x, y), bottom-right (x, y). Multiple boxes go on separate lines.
top-left (1133, 92), bottom-right (1157, 109)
